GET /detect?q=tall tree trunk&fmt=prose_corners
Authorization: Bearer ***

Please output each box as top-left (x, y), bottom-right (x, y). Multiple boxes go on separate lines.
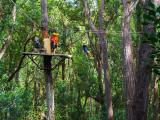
top-left (121, 0), bottom-right (138, 119)
top-left (41, 0), bottom-right (55, 120)
top-left (83, 0), bottom-right (102, 96)
top-left (44, 57), bottom-right (54, 120)
top-left (135, 44), bottom-right (152, 120)
top-left (62, 59), bottom-right (65, 80)
top-left (83, 0), bottom-right (113, 119)
top-left (34, 75), bottom-right (38, 111)
top-left (98, 0), bottom-right (113, 120)
top-left (85, 27), bottom-right (104, 105)
top-left (97, 60), bottom-right (103, 97)
top-left (153, 76), bottom-right (159, 120)
top-left (0, 0), bottom-right (16, 59)
top-left (83, 0), bottom-right (103, 104)
top-left (135, 1), bottom-right (155, 120)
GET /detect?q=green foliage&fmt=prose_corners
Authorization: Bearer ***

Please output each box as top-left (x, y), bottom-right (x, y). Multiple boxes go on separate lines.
top-left (0, 0), bottom-right (122, 119)
top-left (2, 0), bottom-right (158, 120)
top-left (0, 86), bottom-right (33, 120)
top-left (143, 2), bottom-right (160, 75)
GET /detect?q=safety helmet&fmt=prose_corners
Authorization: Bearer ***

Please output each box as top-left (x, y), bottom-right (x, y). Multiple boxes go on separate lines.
top-left (35, 32), bottom-right (39, 36)
top-left (82, 41), bottom-right (87, 45)
top-left (53, 33), bottom-right (59, 36)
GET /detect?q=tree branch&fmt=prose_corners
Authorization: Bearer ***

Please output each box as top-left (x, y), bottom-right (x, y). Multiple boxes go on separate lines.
top-left (7, 34), bottom-right (34, 82)
top-left (88, 95), bottom-right (104, 105)
top-left (0, 34), bottom-right (12, 60)
top-left (7, 55), bottom-right (25, 82)
top-left (121, 0), bottom-right (125, 7)
top-left (51, 58), bottom-right (65, 70)
top-left (83, 0), bottom-right (99, 36)
top-left (129, 0), bottom-right (139, 13)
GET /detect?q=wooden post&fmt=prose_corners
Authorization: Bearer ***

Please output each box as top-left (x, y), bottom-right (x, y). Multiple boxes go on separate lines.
top-left (41, 0), bottom-right (51, 54)
top-left (43, 56), bottom-right (55, 120)
top-left (44, 38), bottom-right (51, 54)
top-left (41, 0), bottom-right (55, 120)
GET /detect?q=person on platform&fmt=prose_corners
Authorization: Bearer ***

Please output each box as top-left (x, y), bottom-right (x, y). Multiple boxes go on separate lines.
top-left (33, 32), bottom-right (41, 52)
top-left (50, 30), bottom-right (59, 53)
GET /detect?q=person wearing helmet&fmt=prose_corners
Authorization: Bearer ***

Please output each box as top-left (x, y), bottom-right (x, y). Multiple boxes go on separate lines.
top-left (82, 44), bottom-right (90, 57)
top-left (50, 31), bottom-right (59, 53)
top-left (33, 32), bottom-right (41, 52)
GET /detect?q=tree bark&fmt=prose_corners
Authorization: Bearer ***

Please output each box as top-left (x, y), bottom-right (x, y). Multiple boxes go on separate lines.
top-left (98, 0), bottom-right (113, 120)
top-left (135, 1), bottom-right (155, 120)
top-left (43, 56), bottom-right (55, 120)
top-left (34, 75), bottom-right (38, 111)
top-left (0, 0), bottom-right (16, 60)
top-left (83, 0), bottom-right (103, 99)
top-left (62, 59), bottom-right (65, 80)
top-left (83, 0), bottom-right (113, 119)
top-left (153, 76), bottom-right (159, 120)
top-left (135, 43), bottom-right (152, 120)
top-left (41, 0), bottom-right (55, 120)
top-left (121, 0), bottom-right (138, 119)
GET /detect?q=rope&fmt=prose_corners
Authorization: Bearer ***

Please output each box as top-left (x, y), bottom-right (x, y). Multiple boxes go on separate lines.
top-left (76, 29), bottom-right (143, 34)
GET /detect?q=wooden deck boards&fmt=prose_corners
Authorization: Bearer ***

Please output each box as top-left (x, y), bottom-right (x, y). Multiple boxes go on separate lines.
top-left (22, 52), bottom-right (72, 58)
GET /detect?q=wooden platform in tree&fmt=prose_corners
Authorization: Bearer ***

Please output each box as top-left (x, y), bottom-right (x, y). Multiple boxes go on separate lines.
top-left (22, 52), bottom-right (72, 58)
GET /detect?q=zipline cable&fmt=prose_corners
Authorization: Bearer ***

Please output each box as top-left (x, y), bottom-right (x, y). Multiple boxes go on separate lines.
top-left (8, 0), bottom-right (143, 35)
top-left (9, 0), bottom-right (40, 28)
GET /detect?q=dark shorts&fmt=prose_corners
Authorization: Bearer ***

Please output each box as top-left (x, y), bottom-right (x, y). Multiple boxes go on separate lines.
top-left (51, 42), bottom-right (57, 49)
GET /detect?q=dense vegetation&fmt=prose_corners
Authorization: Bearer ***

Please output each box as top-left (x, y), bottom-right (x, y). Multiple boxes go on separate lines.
top-left (0, 0), bottom-right (160, 120)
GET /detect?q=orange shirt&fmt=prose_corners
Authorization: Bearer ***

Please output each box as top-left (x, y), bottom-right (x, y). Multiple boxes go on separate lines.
top-left (50, 35), bottom-right (58, 44)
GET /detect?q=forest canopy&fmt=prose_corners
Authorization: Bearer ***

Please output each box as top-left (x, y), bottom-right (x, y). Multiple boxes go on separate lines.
top-left (0, 0), bottom-right (160, 120)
